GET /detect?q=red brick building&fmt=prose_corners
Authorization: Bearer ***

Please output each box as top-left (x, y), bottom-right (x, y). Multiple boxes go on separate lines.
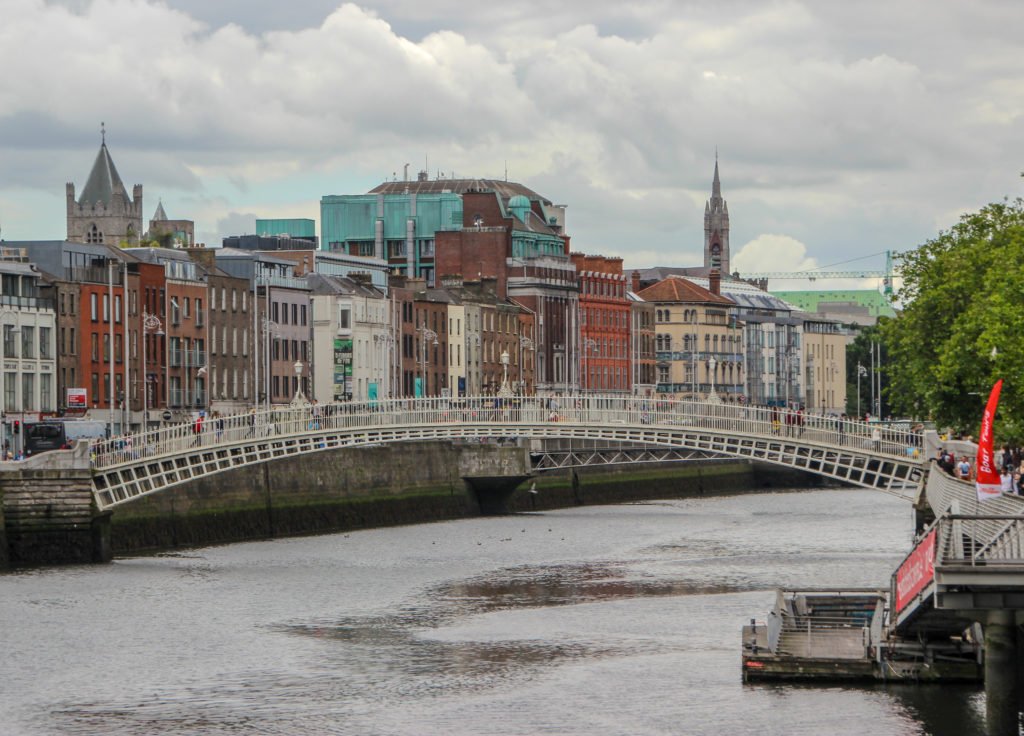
top-left (435, 190), bottom-right (577, 394)
top-left (572, 254), bottom-right (632, 393)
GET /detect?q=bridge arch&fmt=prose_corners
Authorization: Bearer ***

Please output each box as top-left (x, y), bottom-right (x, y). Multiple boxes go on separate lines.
top-left (89, 397), bottom-right (925, 510)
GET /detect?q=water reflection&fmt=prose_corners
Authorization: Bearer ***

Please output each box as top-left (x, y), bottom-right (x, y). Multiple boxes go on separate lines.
top-left (1, 491), bottom-right (982, 736)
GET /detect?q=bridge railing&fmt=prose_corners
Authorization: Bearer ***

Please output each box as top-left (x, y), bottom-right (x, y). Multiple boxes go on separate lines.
top-left (89, 395), bottom-right (925, 471)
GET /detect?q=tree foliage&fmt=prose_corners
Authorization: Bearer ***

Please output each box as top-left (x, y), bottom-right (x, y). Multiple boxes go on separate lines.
top-left (881, 198), bottom-right (1024, 437)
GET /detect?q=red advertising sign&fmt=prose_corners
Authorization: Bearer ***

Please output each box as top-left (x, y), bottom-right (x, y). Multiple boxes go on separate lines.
top-left (67, 388), bottom-right (87, 410)
top-left (896, 527), bottom-right (937, 611)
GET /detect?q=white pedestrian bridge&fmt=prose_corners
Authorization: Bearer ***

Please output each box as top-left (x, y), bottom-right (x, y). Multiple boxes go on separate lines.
top-left (89, 396), bottom-right (926, 510)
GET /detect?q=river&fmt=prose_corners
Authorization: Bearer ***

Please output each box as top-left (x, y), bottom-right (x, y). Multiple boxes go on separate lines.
top-left (0, 488), bottom-right (986, 735)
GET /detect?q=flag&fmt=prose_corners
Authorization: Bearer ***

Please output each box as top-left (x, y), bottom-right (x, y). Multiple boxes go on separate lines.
top-left (976, 379), bottom-right (1003, 501)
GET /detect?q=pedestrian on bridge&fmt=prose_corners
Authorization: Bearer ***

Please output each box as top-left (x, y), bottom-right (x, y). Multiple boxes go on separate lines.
top-left (1000, 467), bottom-right (1015, 495)
top-left (957, 456), bottom-right (972, 481)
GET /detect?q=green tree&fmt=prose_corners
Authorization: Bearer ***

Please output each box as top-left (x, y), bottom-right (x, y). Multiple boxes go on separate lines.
top-left (881, 198), bottom-right (1024, 437)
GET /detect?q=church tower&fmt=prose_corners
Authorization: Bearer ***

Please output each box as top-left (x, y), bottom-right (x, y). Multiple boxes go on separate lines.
top-left (66, 126), bottom-right (143, 246)
top-left (703, 155), bottom-right (730, 275)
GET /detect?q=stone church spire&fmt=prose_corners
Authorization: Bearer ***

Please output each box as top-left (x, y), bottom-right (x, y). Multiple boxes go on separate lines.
top-left (66, 125), bottom-right (143, 245)
top-left (703, 153), bottom-right (730, 275)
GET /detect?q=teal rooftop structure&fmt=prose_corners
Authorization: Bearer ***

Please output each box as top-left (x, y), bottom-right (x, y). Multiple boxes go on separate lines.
top-left (320, 172), bottom-right (561, 286)
top-left (256, 218), bottom-right (316, 240)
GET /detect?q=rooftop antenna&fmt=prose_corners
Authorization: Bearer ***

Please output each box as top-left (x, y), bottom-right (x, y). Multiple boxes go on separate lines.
top-left (504, 160), bottom-right (508, 181)
top-left (101, 121), bottom-right (106, 145)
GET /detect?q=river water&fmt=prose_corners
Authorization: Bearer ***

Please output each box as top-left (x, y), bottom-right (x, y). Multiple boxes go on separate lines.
top-left (0, 488), bottom-right (986, 735)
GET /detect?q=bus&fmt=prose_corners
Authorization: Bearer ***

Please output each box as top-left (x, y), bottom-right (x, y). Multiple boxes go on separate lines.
top-left (24, 419), bottom-right (107, 456)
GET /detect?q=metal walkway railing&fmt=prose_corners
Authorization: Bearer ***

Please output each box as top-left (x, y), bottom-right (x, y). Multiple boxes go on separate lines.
top-left (88, 396), bottom-right (926, 510)
top-left (891, 468), bottom-right (1024, 633)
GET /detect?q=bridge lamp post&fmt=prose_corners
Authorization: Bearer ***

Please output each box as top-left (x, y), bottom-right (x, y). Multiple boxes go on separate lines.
top-left (417, 324), bottom-right (438, 398)
top-left (290, 360), bottom-right (308, 406)
top-left (497, 349), bottom-right (513, 398)
top-left (373, 333), bottom-right (395, 399)
top-left (518, 336), bottom-right (533, 395)
top-left (140, 311), bottom-right (164, 430)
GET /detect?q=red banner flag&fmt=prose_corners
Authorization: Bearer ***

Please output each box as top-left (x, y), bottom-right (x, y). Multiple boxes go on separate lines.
top-left (976, 379), bottom-right (1003, 501)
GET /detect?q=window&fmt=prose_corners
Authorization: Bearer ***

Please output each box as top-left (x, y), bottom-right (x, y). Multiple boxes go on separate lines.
top-left (242, 291), bottom-right (246, 312)
top-left (301, 304), bottom-right (307, 326)
top-left (221, 287), bottom-right (227, 311)
top-left (184, 297), bottom-right (190, 319)
top-left (40, 374), bottom-right (52, 412)
top-left (103, 334), bottom-right (110, 362)
top-left (339, 308), bottom-right (350, 329)
top-left (115, 334), bottom-right (123, 363)
top-left (91, 293), bottom-right (98, 321)
top-left (232, 289), bottom-right (238, 311)
top-left (115, 294), bottom-right (122, 323)
top-left (272, 302), bottom-right (279, 323)
top-left (103, 294), bottom-right (110, 322)
top-left (70, 328), bottom-right (76, 354)
top-left (19, 326), bottom-right (34, 359)
top-left (4, 372), bottom-right (15, 410)
top-left (291, 304), bottom-right (297, 324)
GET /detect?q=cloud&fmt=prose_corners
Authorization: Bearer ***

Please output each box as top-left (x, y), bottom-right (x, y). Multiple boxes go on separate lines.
top-left (2, 0), bottom-right (1024, 262)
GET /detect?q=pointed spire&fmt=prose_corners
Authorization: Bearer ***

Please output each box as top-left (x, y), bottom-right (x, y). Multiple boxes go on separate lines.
top-left (79, 128), bottom-right (128, 206)
top-left (152, 197), bottom-right (168, 221)
top-left (712, 153), bottom-right (721, 198)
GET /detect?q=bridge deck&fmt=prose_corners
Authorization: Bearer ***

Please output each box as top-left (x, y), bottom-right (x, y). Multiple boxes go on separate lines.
top-left (88, 397), bottom-right (926, 509)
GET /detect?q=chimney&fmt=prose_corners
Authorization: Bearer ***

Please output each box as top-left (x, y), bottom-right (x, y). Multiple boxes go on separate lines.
top-left (709, 269), bottom-right (721, 296)
top-left (631, 271), bottom-right (640, 294)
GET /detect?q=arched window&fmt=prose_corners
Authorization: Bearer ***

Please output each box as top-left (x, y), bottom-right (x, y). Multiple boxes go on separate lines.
top-left (86, 224), bottom-right (103, 243)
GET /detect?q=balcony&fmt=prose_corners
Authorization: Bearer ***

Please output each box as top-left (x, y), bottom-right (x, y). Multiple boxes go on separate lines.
top-left (64, 266), bottom-right (122, 285)
top-left (0, 295), bottom-right (56, 311)
top-left (259, 274), bottom-right (310, 290)
top-left (169, 349), bottom-right (207, 368)
top-left (168, 389), bottom-right (207, 407)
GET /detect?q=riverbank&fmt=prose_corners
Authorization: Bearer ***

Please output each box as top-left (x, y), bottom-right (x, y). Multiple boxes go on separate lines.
top-left (109, 440), bottom-right (825, 556)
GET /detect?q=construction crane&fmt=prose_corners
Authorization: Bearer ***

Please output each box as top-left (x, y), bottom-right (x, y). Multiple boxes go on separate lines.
top-left (737, 251), bottom-right (897, 296)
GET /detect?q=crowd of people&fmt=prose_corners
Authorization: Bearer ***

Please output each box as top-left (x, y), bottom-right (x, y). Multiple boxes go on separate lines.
top-left (935, 445), bottom-right (1024, 494)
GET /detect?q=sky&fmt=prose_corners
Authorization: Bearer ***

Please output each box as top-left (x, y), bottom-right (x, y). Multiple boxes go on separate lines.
top-left (2, 0), bottom-right (1022, 291)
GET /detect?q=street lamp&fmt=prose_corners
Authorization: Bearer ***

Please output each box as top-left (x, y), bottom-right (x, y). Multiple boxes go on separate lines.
top-left (857, 362), bottom-right (867, 419)
top-left (582, 337), bottom-right (596, 393)
top-left (291, 360), bottom-right (308, 406)
top-left (417, 324), bottom-right (438, 397)
top-left (140, 311), bottom-right (163, 429)
top-left (518, 336), bottom-right (534, 395)
top-left (373, 332), bottom-right (395, 399)
top-left (707, 355), bottom-right (721, 404)
top-left (497, 349), bottom-right (513, 398)
top-left (260, 316), bottom-right (278, 410)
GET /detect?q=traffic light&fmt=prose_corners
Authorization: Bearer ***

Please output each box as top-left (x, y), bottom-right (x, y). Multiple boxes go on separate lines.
top-left (12, 420), bottom-right (20, 433)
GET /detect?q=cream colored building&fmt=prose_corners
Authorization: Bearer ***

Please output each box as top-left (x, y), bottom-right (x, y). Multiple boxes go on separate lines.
top-left (637, 274), bottom-right (741, 401)
top-left (802, 315), bottom-right (848, 415)
top-left (447, 301), bottom-right (466, 397)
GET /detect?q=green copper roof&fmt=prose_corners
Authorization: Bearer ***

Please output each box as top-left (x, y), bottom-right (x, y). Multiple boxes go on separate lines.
top-left (771, 289), bottom-right (897, 318)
